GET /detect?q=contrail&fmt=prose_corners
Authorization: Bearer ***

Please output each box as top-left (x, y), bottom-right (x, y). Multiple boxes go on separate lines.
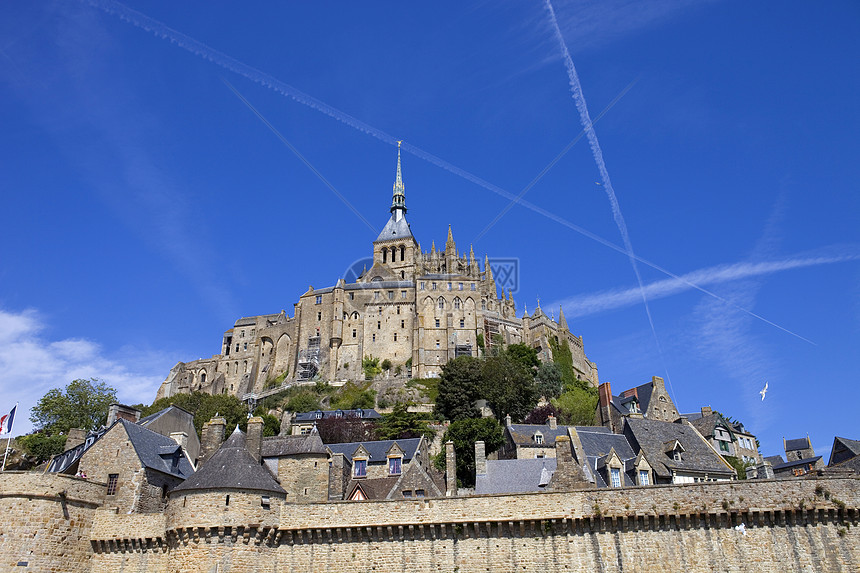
top-left (472, 77), bottom-right (638, 244)
top-left (221, 79), bottom-right (378, 234)
top-left (545, 0), bottom-right (675, 402)
top-left (554, 249), bottom-right (860, 327)
top-left (84, 0), bottom-right (816, 345)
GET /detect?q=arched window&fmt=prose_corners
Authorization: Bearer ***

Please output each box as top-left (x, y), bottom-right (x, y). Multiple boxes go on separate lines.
top-left (400, 245), bottom-right (405, 260)
top-left (481, 300), bottom-right (487, 311)
top-left (382, 249), bottom-right (387, 263)
top-left (453, 297), bottom-right (462, 309)
top-left (438, 297), bottom-right (445, 310)
top-left (200, 372), bottom-right (206, 385)
top-left (392, 246), bottom-right (397, 262)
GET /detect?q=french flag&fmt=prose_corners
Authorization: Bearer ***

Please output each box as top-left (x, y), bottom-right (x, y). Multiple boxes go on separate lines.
top-left (0, 405), bottom-right (16, 435)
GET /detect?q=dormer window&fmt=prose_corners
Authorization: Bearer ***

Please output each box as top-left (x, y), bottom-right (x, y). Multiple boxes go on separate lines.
top-left (673, 448), bottom-right (682, 461)
top-left (354, 459), bottom-right (367, 478)
top-left (534, 432), bottom-right (543, 445)
top-left (315, 411), bottom-right (323, 420)
top-left (388, 456), bottom-right (402, 476)
top-left (639, 470), bottom-right (650, 485)
top-left (610, 468), bottom-right (621, 488)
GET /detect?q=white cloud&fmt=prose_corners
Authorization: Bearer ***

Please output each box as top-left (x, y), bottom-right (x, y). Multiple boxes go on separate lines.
top-left (553, 247), bottom-right (860, 320)
top-left (0, 307), bottom-right (168, 436)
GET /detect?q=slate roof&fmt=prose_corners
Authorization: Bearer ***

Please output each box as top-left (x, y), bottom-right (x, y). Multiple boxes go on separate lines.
top-left (785, 437), bottom-right (811, 452)
top-left (375, 214), bottom-right (414, 242)
top-left (294, 409), bottom-right (382, 423)
top-left (172, 428), bottom-right (285, 494)
top-left (344, 281), bottom-right (415, 290)
top-left (772, 456), bottom-right (822, 471)
top-left (765, 455), bottom-right (785, 466)
top-left (120, 420), bottom-right (194, 480)
top-left (475, 458), bottom-right (558, 495)
top-left (623, 417), bottom-right (734, 479)
top-left (686, 412), bottom-right (733, 439)
top-left (138, 404), bottom-right (194, 426)
top-left (261, 432), bottom-right (327, 457)
top-left (574, 427), bottom-right (638, 488)
top-left (327, 438), bottom-right (422, 464)
top-left (507, 423), bottom-right (569, 447)
top-left (829, 437), bottom-right (860, 467)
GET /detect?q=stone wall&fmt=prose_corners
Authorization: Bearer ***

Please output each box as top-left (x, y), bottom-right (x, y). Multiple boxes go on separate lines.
top-left (0, 472), bottom-right (103, 572)
top-left (5, 471), bottom-right (860, 572)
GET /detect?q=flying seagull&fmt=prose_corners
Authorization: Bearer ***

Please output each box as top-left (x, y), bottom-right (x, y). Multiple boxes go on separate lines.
top-left (760, 382), bottom-right (768, 401)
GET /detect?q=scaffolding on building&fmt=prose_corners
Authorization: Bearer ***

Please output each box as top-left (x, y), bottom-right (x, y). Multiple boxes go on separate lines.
top-left (297, 336), bottom-right (321, 381)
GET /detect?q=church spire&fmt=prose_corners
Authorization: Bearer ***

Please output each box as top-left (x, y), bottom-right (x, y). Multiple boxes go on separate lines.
top-left (390, 141), bottom-right (407, 220)
top-left (558, 305), bottom-right (569, 331)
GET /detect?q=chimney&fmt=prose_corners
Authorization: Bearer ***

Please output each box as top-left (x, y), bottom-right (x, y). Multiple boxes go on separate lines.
top-left (504, 414), bottom-right (512, 427)
top-left (598, 382), bottom-right (613, 430)
top-left (106, 403), bottom-right (141, 426)
top-left (200, 416), bottom-right (226, 465)
top-left (547, 415), bottom-right (557, 430)
top-left (246, 416), bottom-right (264, 463)
top-left (475, 441), bottom-right (487, 476)
top-left (64, 428), bottom-right (86, 451)
top-left (445, 441), bottom-right (457, 497)
top-left (756, 459), bottom-right (774, 480)
top-left (328, 453), bottom-right (349, 500)
top-left (170, 431), bottom-right (188, 452)
top-left (549, 435), bottom-right (587, 491)
top-left (651, 376), bottom-right (665, 390)
top-left (279, 411), bottom-right (293, 436)
top-left (701, 406), bottom-right (712, 417)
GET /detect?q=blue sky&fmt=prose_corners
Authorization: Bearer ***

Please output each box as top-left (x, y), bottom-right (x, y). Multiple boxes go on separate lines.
top-left (1, 1), bottom-right (858, 462)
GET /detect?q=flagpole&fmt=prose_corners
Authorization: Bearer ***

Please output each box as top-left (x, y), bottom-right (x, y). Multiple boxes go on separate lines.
top-left (1, 403), bottom-right (17, 472)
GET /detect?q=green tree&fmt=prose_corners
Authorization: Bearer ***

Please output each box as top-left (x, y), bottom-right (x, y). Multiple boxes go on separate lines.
top-left (480, 355), bottom-right (538, 423)
top-left (535, 361), bottom-right (564, 400)
top-left (434, 356), bottom-right (483, 421)
top-left (30, 378), bottom-right (117, 435)
top-left (17, 433), bottom-right (67, 462)
top-left (433, 417), bottom-right (504, 487)
top-left (330, 382), bottom-right (376, 410)
top-left (377, 404), bottom-right (434, 440)
top-left (362, 355), bottom-right (381, 380)
top-left (284, 390), bottom-right (321, 413)
top-left (552, 385), bottom-right (598, 426)
top-left (505, 343), bottom-right (540, 373)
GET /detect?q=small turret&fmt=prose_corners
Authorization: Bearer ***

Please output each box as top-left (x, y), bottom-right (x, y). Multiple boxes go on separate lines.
top-left (558, 305), bottom-right (569, 331)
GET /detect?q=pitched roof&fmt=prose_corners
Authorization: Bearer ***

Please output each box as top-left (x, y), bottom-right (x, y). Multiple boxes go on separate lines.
top-left (829, 437), bottom-right (860, 467)
top-left (172, 428), bottom-right (285, 495)
top-left (686, 412), bottom-right (733, 439)
top-left (623, 417), bottom-right (734, 479)
top-left (785, 437), bottom-right (811, 452)
top-left (261, 432), bottom-right (327, 457)
top-left (772, 456), bottom-right (822, 471)
top-left (138, 404), bottom-right (195, 426)
top-left (326, 438), bottom-right (422, 464)
top-left (506, 423), bottom-right (569, 447)
top-left (120, 419), bottom-right (194, 479)
top-left (765, 455), bottom-right (785, 466)
top-left (375, 214), bottom-right (414, 242)
top-left (475, 458), bottom-right (558, 495)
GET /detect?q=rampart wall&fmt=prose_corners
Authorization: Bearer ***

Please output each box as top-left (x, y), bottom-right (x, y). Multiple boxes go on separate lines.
top-left (4, 472), bottom-right (859, 572)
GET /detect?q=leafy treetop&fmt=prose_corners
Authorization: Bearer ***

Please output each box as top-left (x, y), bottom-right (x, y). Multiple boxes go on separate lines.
top-left (30, 378), bottom-right (117, 435)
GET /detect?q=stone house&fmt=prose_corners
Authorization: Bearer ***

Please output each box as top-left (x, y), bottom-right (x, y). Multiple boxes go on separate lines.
top-left (76, 418), bottom-right (195, 513)
top-left (157, 148), bottom-right (598, 399)
top-left (569, 426), bottom-right (654, 488)
top-left (325, 436), bottom-right (443, 500)
top-left (260, 430), bottom-right (329, 504)
top-left (500, 414), bottom-right (568, 459)
top-left (622, 416), bottom-right (736, 484)
top-left (766, 436), bottom-right (824, 477)
top-left (596, 376), bottom-right (679, 433)
top-left (686, 407), bottom-right (761, 466)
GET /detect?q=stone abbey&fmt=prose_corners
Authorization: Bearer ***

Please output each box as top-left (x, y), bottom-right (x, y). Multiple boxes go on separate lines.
top-left (158, 147), bottom-right (598, 401)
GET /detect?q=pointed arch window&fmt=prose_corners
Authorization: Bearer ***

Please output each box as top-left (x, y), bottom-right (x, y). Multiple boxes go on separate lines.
top-left (438, 297), bottom-right (445, 310)
top-left (453, 297), bottom-right (462, 309)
